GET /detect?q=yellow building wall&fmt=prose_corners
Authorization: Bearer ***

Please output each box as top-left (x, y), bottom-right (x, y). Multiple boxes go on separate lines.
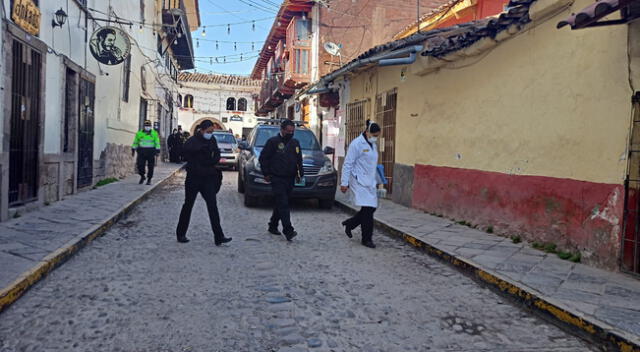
top-left (348, 0), bottom-right (632, 185)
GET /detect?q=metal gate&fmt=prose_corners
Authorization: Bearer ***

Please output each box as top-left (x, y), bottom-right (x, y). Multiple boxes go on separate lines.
top-left (77, 77), bottom-right (95, 188)
top-left (623, 96), bottom-right (640, 275)
top-left (9, 40), bottom-right (41, 206)
top-left (376, 88), bottom-right (397, 194)
top-left (345, 99), bottom-right (369, 148)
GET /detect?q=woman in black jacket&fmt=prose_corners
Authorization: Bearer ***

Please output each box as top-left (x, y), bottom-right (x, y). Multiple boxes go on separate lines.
top-left (176, 120), bottom-right (232, 246)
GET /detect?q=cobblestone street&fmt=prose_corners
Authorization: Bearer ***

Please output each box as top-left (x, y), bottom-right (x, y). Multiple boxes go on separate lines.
top-left (0, 172), bottom-right (597, 352)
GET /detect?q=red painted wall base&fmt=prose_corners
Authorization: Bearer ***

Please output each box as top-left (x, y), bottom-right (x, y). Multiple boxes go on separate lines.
top-left (412, 164), bottom-right (624, 270)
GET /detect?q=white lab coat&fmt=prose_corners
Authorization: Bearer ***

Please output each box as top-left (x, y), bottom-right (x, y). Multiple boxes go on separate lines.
top-left (341, 134), bottom-right (379, 208)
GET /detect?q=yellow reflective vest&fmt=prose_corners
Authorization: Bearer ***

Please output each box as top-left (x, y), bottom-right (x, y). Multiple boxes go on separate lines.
top-left (132, 129), bottom-right (161, 150)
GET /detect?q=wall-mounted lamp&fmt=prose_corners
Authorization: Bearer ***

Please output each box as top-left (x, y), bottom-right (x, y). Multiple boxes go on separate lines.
top-left (52, 8), bottom-right (68, 28)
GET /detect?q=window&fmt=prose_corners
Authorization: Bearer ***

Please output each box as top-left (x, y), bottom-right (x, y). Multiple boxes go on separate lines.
top-left (226, 97), bottom-right (236, 111)
top-left (184, 94), bottom-right (194, 108)
top-left (296, 19), bottom-right (311, 41)
top-left (122, 56), bottom-right (131, 103)
top-left (238, 98), bottom-right (247, 112)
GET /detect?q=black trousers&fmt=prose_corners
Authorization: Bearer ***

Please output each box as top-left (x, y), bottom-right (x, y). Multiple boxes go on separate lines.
top-left (344, 206), bottom-right (377, 243)
top-left (136, 149), bottom-right (156, 179)
top-left (176, 173), bottom-right (225, 241)
top-left (269, 176), bottom-right (295, 234)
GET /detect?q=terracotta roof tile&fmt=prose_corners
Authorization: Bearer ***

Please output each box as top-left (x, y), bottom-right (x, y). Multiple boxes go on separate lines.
top-left (178, 72), bottom-right (262, 87)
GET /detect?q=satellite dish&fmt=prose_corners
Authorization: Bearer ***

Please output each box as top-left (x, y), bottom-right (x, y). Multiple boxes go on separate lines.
top-left (323, 42), bottom-right (341, 56)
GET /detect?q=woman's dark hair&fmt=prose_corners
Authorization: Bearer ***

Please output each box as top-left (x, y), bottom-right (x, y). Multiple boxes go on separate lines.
top-left (199, 120), bottom-right (214, 130)
top-left (366, 119), bottom-right (381, 133)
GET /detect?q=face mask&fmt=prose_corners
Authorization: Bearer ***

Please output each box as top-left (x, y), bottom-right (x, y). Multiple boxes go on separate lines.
top-left (369, 136), bottom-right (378, 143)
top-left (144, 126), bottom-right (151, 132)
top-left (203, 132), bottom-right (214, 140)
top-left (282, 133), bottom-right (294, 141)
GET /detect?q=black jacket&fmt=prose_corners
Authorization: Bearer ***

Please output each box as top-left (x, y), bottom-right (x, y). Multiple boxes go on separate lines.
top-left (259, 134), bottom-right (304, 178)
top-left (182, 134), bottom-right (222, 178)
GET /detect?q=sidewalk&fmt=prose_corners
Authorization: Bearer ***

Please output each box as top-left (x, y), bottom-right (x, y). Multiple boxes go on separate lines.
top-left (336, 192), bottom-right (640, 351)
top-left (0, 163), bottom-right (183, 313)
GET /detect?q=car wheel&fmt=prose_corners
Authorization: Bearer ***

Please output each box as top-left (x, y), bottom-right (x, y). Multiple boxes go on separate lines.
top-left (237, 170), bottom-right (245, 194)
top-left (319, 198), bottom-right (334, 209)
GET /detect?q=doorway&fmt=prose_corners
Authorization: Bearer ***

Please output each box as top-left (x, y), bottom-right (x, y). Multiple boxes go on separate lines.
top-left (9, 39), bottom-right (42, 206)
top-left (77, 77), bottom-right (95, 188)
top-left (375, 88), bottom-right (397, 194)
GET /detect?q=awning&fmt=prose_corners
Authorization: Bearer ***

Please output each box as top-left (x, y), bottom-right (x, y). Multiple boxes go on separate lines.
top-left (557, 0), bottom-right (638, 29)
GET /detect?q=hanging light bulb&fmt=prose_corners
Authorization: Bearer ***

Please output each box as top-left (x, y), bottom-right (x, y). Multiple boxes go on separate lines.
top-left (174, 39), bottom-right (178, 45)
top-left (215, 41), bottom-right (219, 50)
top-left (227, 24), bottom-right (231, 35)
top-left (234, 42), bottom-right (237, 51)
top-left (252, 20), bottom-right (256, 31)
top-left (277, 21), bottom-right (281, 27)
top-left (201, 26), bottom-right (206, 37)
top-left (302, 13), bottom-right (307, 21)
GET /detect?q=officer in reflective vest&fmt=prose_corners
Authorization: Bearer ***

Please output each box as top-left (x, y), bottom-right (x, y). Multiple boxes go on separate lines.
top-left (132, 120), bottom-right (161, 185)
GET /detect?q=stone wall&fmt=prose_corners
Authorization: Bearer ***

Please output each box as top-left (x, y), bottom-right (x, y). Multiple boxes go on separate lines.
top-left (101, 143), bottom-right (136, 180)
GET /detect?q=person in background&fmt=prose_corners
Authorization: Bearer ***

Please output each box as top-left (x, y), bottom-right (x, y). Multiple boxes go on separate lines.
top-left (132, 120), bottom-right (161, 185)
top-left (340, 120), bottom-right (382, 249)
top-left (167, 129), bottom-right (179, 163)
top-left (176, 120), bottom-right (232, 246)
top-left (259, 120), bottom-right (304, 241)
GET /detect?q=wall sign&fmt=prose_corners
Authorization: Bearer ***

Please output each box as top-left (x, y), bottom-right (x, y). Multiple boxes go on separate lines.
top-left (89, 26), bottom-right (131, 65)
top-left (230, 115), bottom-right (243, 122)
top-left (12, 0), bottom-right (41, 36)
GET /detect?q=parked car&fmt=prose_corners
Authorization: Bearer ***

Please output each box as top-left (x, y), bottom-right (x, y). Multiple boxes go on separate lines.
top-left (213, 131), bottom-right (239, 170)
top-left (237, 121), bottom-right (338, 208)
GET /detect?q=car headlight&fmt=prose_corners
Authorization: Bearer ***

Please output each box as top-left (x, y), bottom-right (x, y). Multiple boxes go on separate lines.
top-left (318, 159), bottom-right (335, 175)
top-left (251, 157), bottom-right (262, 172)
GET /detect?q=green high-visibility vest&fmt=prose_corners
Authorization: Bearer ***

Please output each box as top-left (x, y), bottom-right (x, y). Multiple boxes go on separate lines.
top-left (132, 129), bottom-right (161, 149)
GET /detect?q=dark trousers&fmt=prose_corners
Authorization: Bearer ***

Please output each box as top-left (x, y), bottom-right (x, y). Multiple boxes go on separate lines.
top-left (176, 174), bottom-right (225, 241)
top-left (344, 206), bottom-right (377, 243)
top-left (136, 149), bottom-right (156, 179)
top-left (269, 176), bottom-right (295, 234)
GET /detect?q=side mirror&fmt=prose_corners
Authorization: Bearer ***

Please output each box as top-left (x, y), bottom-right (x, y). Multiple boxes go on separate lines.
top-left (323, 146), bottom-right (335, 155)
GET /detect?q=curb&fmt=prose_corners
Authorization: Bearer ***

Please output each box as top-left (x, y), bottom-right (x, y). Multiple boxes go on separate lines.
top-left (335, 199), bottom-right (640, 352)
top-left (0, 166), bottom-right (184, 315)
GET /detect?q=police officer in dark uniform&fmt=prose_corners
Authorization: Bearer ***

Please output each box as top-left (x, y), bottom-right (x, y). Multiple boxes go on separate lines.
top-left (259, 119), bottom-right (304, 241)
top-left (176, 120), bottom-right (232, 246)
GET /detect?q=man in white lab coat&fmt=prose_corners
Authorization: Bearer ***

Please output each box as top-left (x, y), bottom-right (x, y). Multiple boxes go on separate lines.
top-left (340, 121), bottom-right (382, 248)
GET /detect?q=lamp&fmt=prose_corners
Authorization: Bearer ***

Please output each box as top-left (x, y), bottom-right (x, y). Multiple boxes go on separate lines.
top-left (52, 8), bottom-right (67, 28)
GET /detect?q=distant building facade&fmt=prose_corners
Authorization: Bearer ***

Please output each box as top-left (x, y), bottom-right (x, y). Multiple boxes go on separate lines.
top-left (177, 73), bottom-right (261, 138)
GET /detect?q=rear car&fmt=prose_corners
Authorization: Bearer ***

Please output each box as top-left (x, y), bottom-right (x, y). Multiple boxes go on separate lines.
top-left (213, 131), bottom-right (239, 170)
top-left (237, 121), bottom-right (338, 208)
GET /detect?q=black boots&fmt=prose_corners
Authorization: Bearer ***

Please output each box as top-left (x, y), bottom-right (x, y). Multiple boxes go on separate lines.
top-left (284, 231), bottom-right (298, 241)
top-left (362, 241), bottom-right (376, 249)
top-left (268, 224), bottom-right (282, 235)
top-left (215, 237), bottom-right (233, 246)
top-left (341, 220), bottom-right (353, 238)
top-left (146, 178), bottom-right (152, 185)
top-left (139, 175), bottom-right (145, 184)
top-left (177, 237), bottom-right (190, 243)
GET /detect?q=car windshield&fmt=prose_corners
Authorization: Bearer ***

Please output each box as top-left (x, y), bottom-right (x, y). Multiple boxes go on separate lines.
top-left (255, 127), bottom-right (320, 150)
top-left (214, 133), bottom-right (237, 145)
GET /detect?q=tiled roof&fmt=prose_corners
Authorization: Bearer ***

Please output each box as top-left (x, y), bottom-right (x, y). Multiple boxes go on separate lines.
top-left (346, 0), bottom-right (532, 67)
top-left (178, 72), bottom-right (262, 87)
top-left (395, 0), bottom-right (466, 39)
top-left (557, 0), bottom-right (634, 30)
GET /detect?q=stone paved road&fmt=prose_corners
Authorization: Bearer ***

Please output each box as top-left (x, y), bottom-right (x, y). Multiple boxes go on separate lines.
top-left (0, 172), bottom-right (598, 352)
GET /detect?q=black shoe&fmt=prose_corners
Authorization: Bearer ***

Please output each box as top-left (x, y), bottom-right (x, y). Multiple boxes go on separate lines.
top-left (177, 237), bottom-right (190, 243)
top-left (362, 241), bottom-right (376, 249)
top-left (139, 176), bottom-right (145, 184)
top-left (215, 237), bottom-right (233, 246)
top-left (284, 231), bottom-right (298, 241)
top-left (341, 220), bottom-right (353, 238)
top-left (146, 178), bottom-right (152, 185)
top-left (268, 227), bottom-right (281, 235)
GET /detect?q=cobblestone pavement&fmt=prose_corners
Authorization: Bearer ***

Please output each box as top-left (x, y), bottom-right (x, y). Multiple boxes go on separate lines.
top-left (0, 172), bottom-right (597, 352)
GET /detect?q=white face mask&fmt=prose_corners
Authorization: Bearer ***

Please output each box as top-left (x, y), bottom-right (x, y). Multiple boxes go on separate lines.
top-left (144, 126), bottom-right (152, 132)
top-left (369, 136), bottom-right (378, 143)
top-left (203, 132), bottom-right (214, 140)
